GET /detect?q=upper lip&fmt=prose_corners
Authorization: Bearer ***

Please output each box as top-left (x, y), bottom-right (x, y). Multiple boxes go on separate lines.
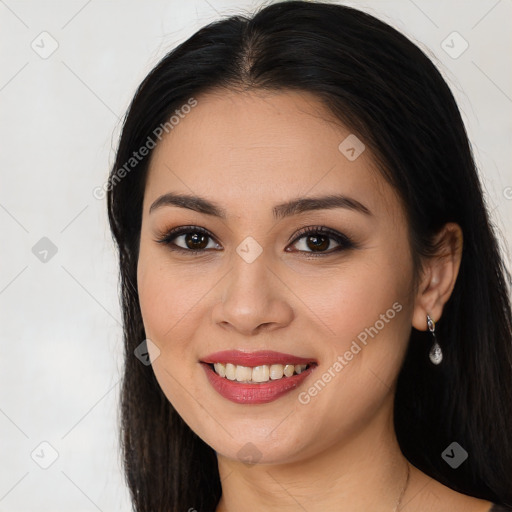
top-left (201, 350), bottom-right (317, 367)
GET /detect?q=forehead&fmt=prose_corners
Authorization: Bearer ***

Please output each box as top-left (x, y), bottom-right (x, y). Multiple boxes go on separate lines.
top-left (144, 89), bottom-right (399, 221)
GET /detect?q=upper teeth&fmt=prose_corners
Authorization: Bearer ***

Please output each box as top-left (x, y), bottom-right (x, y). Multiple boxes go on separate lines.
top-left (213, 363), bottom-right (308, 382)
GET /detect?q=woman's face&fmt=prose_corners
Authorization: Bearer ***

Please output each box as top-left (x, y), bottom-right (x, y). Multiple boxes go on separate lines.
top-left (137, 89), bottom-right (417, 464)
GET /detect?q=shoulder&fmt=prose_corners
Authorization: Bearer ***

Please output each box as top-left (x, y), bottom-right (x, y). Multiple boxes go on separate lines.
top-left (406, 464), bottom-right (499, 512)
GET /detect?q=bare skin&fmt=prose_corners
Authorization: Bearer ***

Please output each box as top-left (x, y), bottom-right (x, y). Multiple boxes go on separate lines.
top-left (136, 88), bottom-right (493, 512)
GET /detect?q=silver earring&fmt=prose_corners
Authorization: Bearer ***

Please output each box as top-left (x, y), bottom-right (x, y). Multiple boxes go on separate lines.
top-left (427, 314), bottom-right (443, 365)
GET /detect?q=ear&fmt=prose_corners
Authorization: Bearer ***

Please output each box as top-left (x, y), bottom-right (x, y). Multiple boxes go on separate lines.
top-left (412, 222), bottom-right (463, 331)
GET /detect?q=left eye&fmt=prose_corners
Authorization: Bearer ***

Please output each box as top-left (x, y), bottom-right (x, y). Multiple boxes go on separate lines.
top-left (287, 226), bottom-right (354, 256)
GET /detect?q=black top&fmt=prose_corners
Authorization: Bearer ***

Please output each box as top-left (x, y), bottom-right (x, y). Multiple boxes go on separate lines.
top-left (491, 505), bottom-right (512, 511)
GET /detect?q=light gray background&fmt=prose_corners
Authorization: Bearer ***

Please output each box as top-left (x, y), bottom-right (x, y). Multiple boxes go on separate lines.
top-left (1, 1), bottom-right (511, 510)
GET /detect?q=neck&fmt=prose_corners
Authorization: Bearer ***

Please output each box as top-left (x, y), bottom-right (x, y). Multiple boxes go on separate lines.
top-left (215, 396), bottom-right (410, 512)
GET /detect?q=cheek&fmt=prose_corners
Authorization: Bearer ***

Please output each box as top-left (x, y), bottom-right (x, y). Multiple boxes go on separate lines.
top-left (296, 258), bottom-right (411, 347)
top-left (137, 244), bottom-right (213, 346)
top-left (292, 261), bottom-right (413, 439)
top-left (137, 256), bottom-right (168, 341)
top-left (136, 248), bottom-right (207, 421)
top-left (297, 248), bottom-right (414, 413)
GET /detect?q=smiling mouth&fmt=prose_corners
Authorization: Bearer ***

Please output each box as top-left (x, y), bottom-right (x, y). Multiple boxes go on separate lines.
top-left (207, 362), bottom-right (317, 384)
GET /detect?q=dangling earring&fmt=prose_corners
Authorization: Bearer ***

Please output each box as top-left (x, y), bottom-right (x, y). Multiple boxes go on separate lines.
top-left (427, 314), bottom-right (443, 365)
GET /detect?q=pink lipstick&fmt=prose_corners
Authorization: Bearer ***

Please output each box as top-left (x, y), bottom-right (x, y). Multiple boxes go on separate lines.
top-left (200, 350), bottom-right (317, 404)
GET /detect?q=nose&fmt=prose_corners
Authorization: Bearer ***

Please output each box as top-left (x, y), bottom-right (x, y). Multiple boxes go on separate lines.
top-left (211, 250), bottom-right (294, 336)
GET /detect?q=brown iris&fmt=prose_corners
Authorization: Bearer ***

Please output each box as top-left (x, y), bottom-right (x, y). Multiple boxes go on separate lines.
top-left (305, 234), bottom-right (330, 252)
top-left (185, 232), bottom-right (209, 250)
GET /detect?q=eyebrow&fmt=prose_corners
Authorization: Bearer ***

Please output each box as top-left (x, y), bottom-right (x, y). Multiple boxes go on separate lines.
top-left (149, 192), bottom-right (372, 219)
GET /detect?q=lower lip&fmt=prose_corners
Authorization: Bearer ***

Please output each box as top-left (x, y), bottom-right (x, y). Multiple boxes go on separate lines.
top-left (201, 362), bottom-right (316, 404)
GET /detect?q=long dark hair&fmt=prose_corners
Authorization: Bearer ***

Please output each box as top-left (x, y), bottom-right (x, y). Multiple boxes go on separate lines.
top-left (106, 2), bottom-right (512, 510)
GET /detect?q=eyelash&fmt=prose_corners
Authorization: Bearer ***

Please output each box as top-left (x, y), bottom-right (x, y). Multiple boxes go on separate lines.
top-left (155, 224), bottom-right (355, 258)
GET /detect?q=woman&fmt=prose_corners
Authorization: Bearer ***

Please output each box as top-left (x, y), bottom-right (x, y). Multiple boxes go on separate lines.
top-left (106, 1), bottom-right (512, 510)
